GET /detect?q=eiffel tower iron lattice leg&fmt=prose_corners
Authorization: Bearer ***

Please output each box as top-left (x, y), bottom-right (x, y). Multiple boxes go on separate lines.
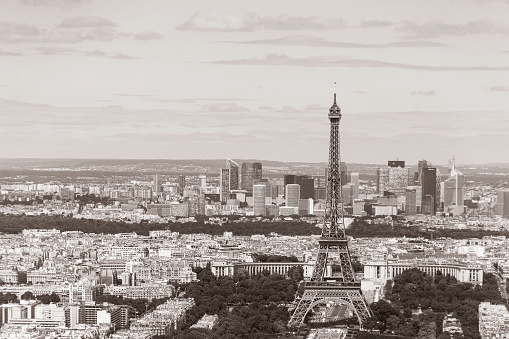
top-left (288, 85), bottom-right (372, 328)
top-left (288, 286), bottom-right (372, 328)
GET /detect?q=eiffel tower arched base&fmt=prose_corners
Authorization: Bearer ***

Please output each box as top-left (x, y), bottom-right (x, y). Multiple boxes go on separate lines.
top-left (288, 282), bottom-right (371, 329)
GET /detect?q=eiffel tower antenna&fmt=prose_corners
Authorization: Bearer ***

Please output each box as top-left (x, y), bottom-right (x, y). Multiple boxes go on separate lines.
top-left (288, 84), bottom-right (372, 329)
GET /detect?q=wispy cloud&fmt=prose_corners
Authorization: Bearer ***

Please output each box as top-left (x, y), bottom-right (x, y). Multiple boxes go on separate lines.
top-left (85, 50), bottom-right (140, 60)
top-left (58, 16), bottom-right (116, 29)
top-left (211, 53), bottom-right (509, 71)
top-left (198, 102), bottom-right (250, 112)
top-left (487, 86), bottom-right (509, 92)
top-left (304, 104), bottom-right (328, 111)
top-left (411, 91), bottom-right (436, 96)
top-left (18, 0), bottom-right (89, 7)
top-left (360, 20), bottom-right (394, 28)
top-left (221, 35), bottom-right (445, 48)
top-left (177, 11), bottom-right (344, 32)
top-left (133, 31), bottom-right (164, 40)
top-left (0, 21), bottom-right (162, 44)
top-left (397, 20), bottom-right (509, 38)
top-left (0, 22), bottom-right (120, 43)
top-left (34, 47), bottom-right (139, 59)
top-left (0, 49), bottom-right (24, 56)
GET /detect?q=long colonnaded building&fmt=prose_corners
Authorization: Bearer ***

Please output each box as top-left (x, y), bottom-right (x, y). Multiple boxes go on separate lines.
top-left (364, 258), bottom-right (483, 285)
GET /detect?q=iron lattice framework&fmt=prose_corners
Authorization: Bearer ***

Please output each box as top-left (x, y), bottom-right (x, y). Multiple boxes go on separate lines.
top-left (288, 88), bottom-right (372, 329)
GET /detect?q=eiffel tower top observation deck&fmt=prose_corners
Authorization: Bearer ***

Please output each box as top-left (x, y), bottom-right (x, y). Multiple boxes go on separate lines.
top-left (323, 82), bottom-right (346, 240)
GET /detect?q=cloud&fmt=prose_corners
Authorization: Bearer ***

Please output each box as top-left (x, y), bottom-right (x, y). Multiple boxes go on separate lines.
top-left (86, 50), bottom-right (140, 59)
top-left (259, 105), bottom-right (274, 110)
top-left (0, 49), bottom-right (24, 56)
top-left (177, 11), bottom-right (344, 32)
top-left (0, 22), bottom-right (121, 43)
top-left (133, 31), bottom-right (164, 40)
top-left (221, 35), bottom-right (445, 48)
top-left (305, 104), bottom-right (328, 111)
top-left (360, 20), bottom-right (394, 28)
top-left (18, 0), bottom-right (89, 6)
top-left (34, 47), bottom-right (139, 59)
top-left (58, 16), bottom-right (116, 29)
top-left (211, 53), bottom-right (509, 71)
top-left (0, 21), bottom-right (161, 44)
top-left (411, 91), bottom-right (436, 96)
top-left (198, 102), bottom-right (249, 112)
top-left (487, 86), bottom-right (509, 92)
top-left (397, 20), bottom-right (509, 38)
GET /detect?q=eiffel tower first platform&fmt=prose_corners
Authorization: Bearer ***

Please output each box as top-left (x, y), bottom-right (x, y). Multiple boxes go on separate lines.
top-left (288, 85), bottom-right (372, 329)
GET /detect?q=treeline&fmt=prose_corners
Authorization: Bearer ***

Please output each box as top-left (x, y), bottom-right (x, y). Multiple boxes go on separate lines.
top-left (95, 294), bottom-right (171, 317)
top-left (348, 218), bottom-right (509, 240)
top-left (252, 254), bottom-right (299, 263)
top-left (0, 214), bottom-right (321, 236)
top-left (169, 265), bottom-right (304, 338)
top-left (368, 269), bottom-right (504, 338)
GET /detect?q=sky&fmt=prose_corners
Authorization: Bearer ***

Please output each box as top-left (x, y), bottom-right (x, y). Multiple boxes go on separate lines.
top-left (0, 0), bottom-right (508, 165)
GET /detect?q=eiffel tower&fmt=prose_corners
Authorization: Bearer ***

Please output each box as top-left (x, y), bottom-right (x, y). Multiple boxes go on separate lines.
top-left (288, 84), bottom-right (372, 328)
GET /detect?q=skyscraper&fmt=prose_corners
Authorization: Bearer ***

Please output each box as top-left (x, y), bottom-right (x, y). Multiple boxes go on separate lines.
top-left (241, 162), bottom-right (263, 190)
top-left (340, 162), bottom-right (347, 184)
top-left (348, 172), bottom-right (359, 199)
top-left (421, 167), bottom-right (440, 214)
top-left (220, 159), bottom-right (239, 203)
top-left (153, 174), bottom-right (160, 194)
top-left (253, 185), bottom-right (266, 216)
top-left (252, 162), bottom-right (262, 182)
top-left (178, 175), bottom-right (185, 196)
top-left (198, 175), bottom-right (206, 190)
top-left (285, 184), bottom-right (300, 207)
top-left (417, 159), bottom-right (429, 185)
top-left (496, 189), bottom-right (509, 217)
top-left (443, 158), bottom-right (465, 215)
top-left (300, 178), bottom-right (315, 199)
top-left (377, 163), bottom-right (409, 195)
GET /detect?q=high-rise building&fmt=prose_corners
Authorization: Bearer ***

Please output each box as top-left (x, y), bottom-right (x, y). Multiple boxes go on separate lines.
top-left (300, 178), bottom-right (315, 199)
top-left (178, 175), bottom-right (185, 196)
top-left (377, 165), bottom-right (410, 195)
top-left (252, 162), bottom-right (262, 182)
top-left (422, 167), bottom-right (440, 214)
top-left (348, 172), bottom-right (359, 199)
top-left (340, 162), bottom-right (348, 184)
top-left (241, 162), bottom-right (263, 190)
top-left (388, 160), bottom-right (405, 168)
top-left (496, 189), bottom-right (509, 217)
top-left (443, 157), bottom-right (464, 216)
top-left (198, 175), bottom-right (207, 190)
top-left (416, 160), bottom-right (429, 185)
top-left (405, 188), bottom-right (417, 215)
top-left (153, 174), bottom-right (160, 194)
top-left (220, 159), bottom-right (239, 203)
top-left (253, 185), bottom-right (266, 216)
top-left (284, 174), bottom-right (296, 187)
top-left (285, 184), bottom-right (300, 207)
top-left (298, 199), bottom-right (314, 216)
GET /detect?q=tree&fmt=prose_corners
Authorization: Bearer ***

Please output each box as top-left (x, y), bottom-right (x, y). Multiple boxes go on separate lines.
top-left (418, 321), bottom-right (437, 339)
top-left (21, 291), bottom-right (35, 300)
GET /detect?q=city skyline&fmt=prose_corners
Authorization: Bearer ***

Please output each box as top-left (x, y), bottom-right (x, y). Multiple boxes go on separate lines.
top-left (1, 0), bottom-right (508, 164)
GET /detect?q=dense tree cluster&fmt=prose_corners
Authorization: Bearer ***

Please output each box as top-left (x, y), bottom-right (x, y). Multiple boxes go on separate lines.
top-left (0, 214), bottom-right (320, 236)
top-left (170, 265), bottom-right (303, 338)
top-left (252, 254), bottom-right (299, 263)
top-left (368, 269), bottom-right (504, 339)
top-left (0, 292), bottom-right (18, 304)
top-left (95, 294), bottom-right (171, 317)
top-left (348, 217), bottom-right (509, 240)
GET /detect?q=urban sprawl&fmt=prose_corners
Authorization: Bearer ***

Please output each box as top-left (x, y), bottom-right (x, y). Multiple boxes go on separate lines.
top-left (0, 158), bottom-right (509, 338)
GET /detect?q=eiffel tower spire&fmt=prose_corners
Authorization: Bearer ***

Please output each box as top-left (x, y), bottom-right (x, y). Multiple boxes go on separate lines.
top-left (288, 85), bottom-right (372, 329)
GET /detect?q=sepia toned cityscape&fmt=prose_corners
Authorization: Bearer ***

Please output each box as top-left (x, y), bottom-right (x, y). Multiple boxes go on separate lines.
top-left (2, 0), bottom-right (509, 339)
